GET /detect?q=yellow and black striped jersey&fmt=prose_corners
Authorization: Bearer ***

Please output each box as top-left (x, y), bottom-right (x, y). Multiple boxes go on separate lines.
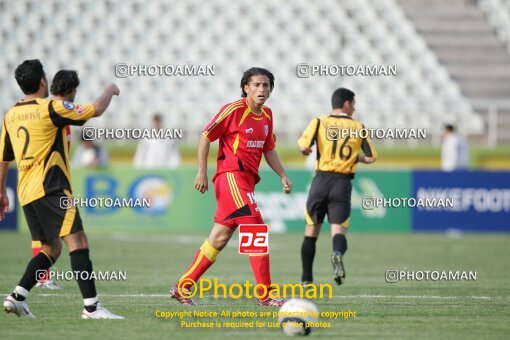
top-left (298, 114), bottom-right (377, 176)
top-left (0, 98), bottom-right (95, 205)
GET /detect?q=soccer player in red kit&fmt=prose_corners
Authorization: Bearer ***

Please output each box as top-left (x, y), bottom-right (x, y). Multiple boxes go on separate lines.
top-left (170, 67), bottom-right (292, 306)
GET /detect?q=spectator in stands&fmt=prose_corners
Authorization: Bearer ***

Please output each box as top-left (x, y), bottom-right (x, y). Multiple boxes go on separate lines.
top-left (441, 124), bottom-right (469, 171)
top-left (72, 134), bottom-right (109, 168)
top-left (133, 114), bottom-right (181, 169)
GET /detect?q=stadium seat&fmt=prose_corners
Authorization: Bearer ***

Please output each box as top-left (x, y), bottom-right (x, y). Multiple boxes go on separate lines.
top-left (0, 0), bottom-right (483, 142)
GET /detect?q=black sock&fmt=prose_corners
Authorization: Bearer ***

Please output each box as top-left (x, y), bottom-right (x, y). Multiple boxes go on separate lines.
top-left (301, 236), bottom-right (317, 282)
top-left (69, 249), bottom-right (97, 303)
top-left (84, 304), bottom-right (98, 313)
top-left (12, 252), bottom-right (55, 301)
top-left (333, 234), bottom-right (347, 255)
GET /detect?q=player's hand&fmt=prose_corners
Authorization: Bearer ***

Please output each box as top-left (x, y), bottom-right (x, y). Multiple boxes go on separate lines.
top-left (363, 156), bottom-right (376, 164)
top-left (106, 83), bottom-right (120, 96)
top-left (282, 176), bottom-right (292, 194)
top-left (194, 172), bottom-right (208, 193)
top-left (300, 147), bottom-right (312, 156)
top-left (0, 190), bottom-right (9, 221)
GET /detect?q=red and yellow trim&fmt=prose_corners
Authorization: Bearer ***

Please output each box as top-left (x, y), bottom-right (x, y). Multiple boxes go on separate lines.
top-left (232, 134), bottom-right (240, 154)
top-left (178, 240), bottom-right (219, 282)
top-left (261, 108), bottom-right (271, 121)
top-left (215, 100), bottom-right (244, 124)
top-left (227, 172), bottom-right (244, 209)
top-left (202, 101), bottom-right (244, 140)
top-left (179, 252), bottom-right (205, 282)
top-left (238, 107), bottom-right (252, 126)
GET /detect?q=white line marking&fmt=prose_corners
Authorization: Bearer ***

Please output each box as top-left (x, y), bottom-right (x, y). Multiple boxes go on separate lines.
top-left (97, 233), bottom-right (242, 248)
top-left (22, 293), bottom-right (502, 300)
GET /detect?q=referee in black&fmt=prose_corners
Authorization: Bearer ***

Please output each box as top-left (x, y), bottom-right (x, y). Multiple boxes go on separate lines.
top-left (297, 88), bottom-right (377, 286)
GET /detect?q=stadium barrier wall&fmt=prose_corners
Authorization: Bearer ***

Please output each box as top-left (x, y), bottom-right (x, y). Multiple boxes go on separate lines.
top-left (412, 171), bottom-right (510, 232)
top-left (12, 168), bottom-right (510, 233)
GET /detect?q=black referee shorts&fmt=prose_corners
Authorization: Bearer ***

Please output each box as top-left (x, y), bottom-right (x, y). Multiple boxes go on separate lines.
top-left (22, 189), bottom-right (83, 241)
top-left (305, 171), bottom-right (352, 227)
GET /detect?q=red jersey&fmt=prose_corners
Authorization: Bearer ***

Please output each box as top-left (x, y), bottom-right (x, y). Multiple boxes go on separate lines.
top-left (202, 98), bottom-right (275, 184)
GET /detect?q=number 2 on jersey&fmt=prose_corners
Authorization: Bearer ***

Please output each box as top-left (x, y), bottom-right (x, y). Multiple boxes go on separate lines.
top-left (17, 126), bottom-right (34, 160)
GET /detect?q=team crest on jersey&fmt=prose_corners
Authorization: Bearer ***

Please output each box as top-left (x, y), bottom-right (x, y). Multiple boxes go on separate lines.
top-left (264, 125), bottom-right (268, 136)
top-left (63, 100), bottom-right (75, 110)
top-left (75, 105), bottom-right (84, 115)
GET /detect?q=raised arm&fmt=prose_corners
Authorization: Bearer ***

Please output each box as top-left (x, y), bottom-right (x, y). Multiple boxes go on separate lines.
top-left (93, 83), bottom-right (120, 117)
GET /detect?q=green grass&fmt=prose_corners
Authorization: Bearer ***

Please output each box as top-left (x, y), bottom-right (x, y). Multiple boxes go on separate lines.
top-left (1, 232), bottom-right (509, 339)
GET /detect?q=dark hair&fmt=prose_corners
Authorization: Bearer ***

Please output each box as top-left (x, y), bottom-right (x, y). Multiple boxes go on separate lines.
top-left (14, 59), bottom-right (46, 95)
top-left (240, 67), bottom-right (275, 97)
top-left (51, 70), bottom-right (80, 96)
top-left (153, 114), bottom-right (162, 122)
top-left (331, 88), bottom-right (355, 109)
top-left (444, 124), bottom-right (455, 132)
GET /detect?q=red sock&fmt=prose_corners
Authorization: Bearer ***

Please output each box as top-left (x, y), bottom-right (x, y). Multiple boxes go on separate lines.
top-left (178, 240), bottom-right (220, 290)
top-left (249, 254), bottom-right (272, 299)
top-left (32, 246), bottom-right (42, 257)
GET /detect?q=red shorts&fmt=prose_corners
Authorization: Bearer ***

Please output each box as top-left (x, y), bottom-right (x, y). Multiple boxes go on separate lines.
top-left (213, 171), bottom-right (264, 228)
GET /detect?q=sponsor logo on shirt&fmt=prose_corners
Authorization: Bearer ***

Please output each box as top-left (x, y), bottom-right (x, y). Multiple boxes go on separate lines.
top-left (246, 140), bottom-right (265, 148)
top-left (63, 101), bottom-right (75, 110)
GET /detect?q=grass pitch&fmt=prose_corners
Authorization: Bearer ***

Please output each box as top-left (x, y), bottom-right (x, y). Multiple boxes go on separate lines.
top-left (0, 231), bottom-right (509, 339)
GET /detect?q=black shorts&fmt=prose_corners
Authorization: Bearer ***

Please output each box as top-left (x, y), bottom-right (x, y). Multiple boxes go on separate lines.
top-left (22, 189), bottom-right (83, 241)
top-left (305, 171), bottom-right (352, 227)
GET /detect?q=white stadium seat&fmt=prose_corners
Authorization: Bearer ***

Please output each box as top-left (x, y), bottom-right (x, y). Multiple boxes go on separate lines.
top-left (0, 0), bottom-right (483, 142)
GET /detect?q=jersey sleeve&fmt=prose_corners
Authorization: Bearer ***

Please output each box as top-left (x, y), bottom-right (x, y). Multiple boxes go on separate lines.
top-left (360, 124), bottom-right (377, 158)
top-left (298, 117), bottom-right (320, 149)
top-left (49, 100), bottom-right (95, 127)
top-left (202, 104), bottom-right (235, 142)
top-left (0, 120), bottom-right (15, 163)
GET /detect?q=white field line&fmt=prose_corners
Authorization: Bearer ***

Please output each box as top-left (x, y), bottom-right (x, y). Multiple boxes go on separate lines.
top-left (97, 233), bottom-right (236, 249)
top-left (21, 293), bottom-right (502, 300)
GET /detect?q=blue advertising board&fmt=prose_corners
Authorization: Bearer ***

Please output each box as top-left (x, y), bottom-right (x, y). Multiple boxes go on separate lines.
top-left (412, 171), bottom-right (510, 232)
top-left (0, 168), bottom-right (17, 230)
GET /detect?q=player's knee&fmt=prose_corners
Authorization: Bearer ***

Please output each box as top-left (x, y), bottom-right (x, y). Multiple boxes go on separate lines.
top-left (208, 224), bottom-right (234, 250)
top-left (62, 231), bottom-right (89, 252)
top-left (69, 239), bottom-right (89, 252)
top-left (42, 239), bottom-right (62, 260)
top-left (208, 235), bottom-right (229, 250)
top-left (209, 230), bottom-right (233, 250)
top-left (331, 224), bottom-right (348, 235)
top-left (75, 233), bottom-right (89, 249)
top-left (305, 224), bottom-right (321, 237)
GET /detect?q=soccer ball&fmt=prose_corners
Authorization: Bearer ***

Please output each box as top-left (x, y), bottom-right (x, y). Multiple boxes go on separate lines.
top-left (278, 298), bottom-right (319, 336)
